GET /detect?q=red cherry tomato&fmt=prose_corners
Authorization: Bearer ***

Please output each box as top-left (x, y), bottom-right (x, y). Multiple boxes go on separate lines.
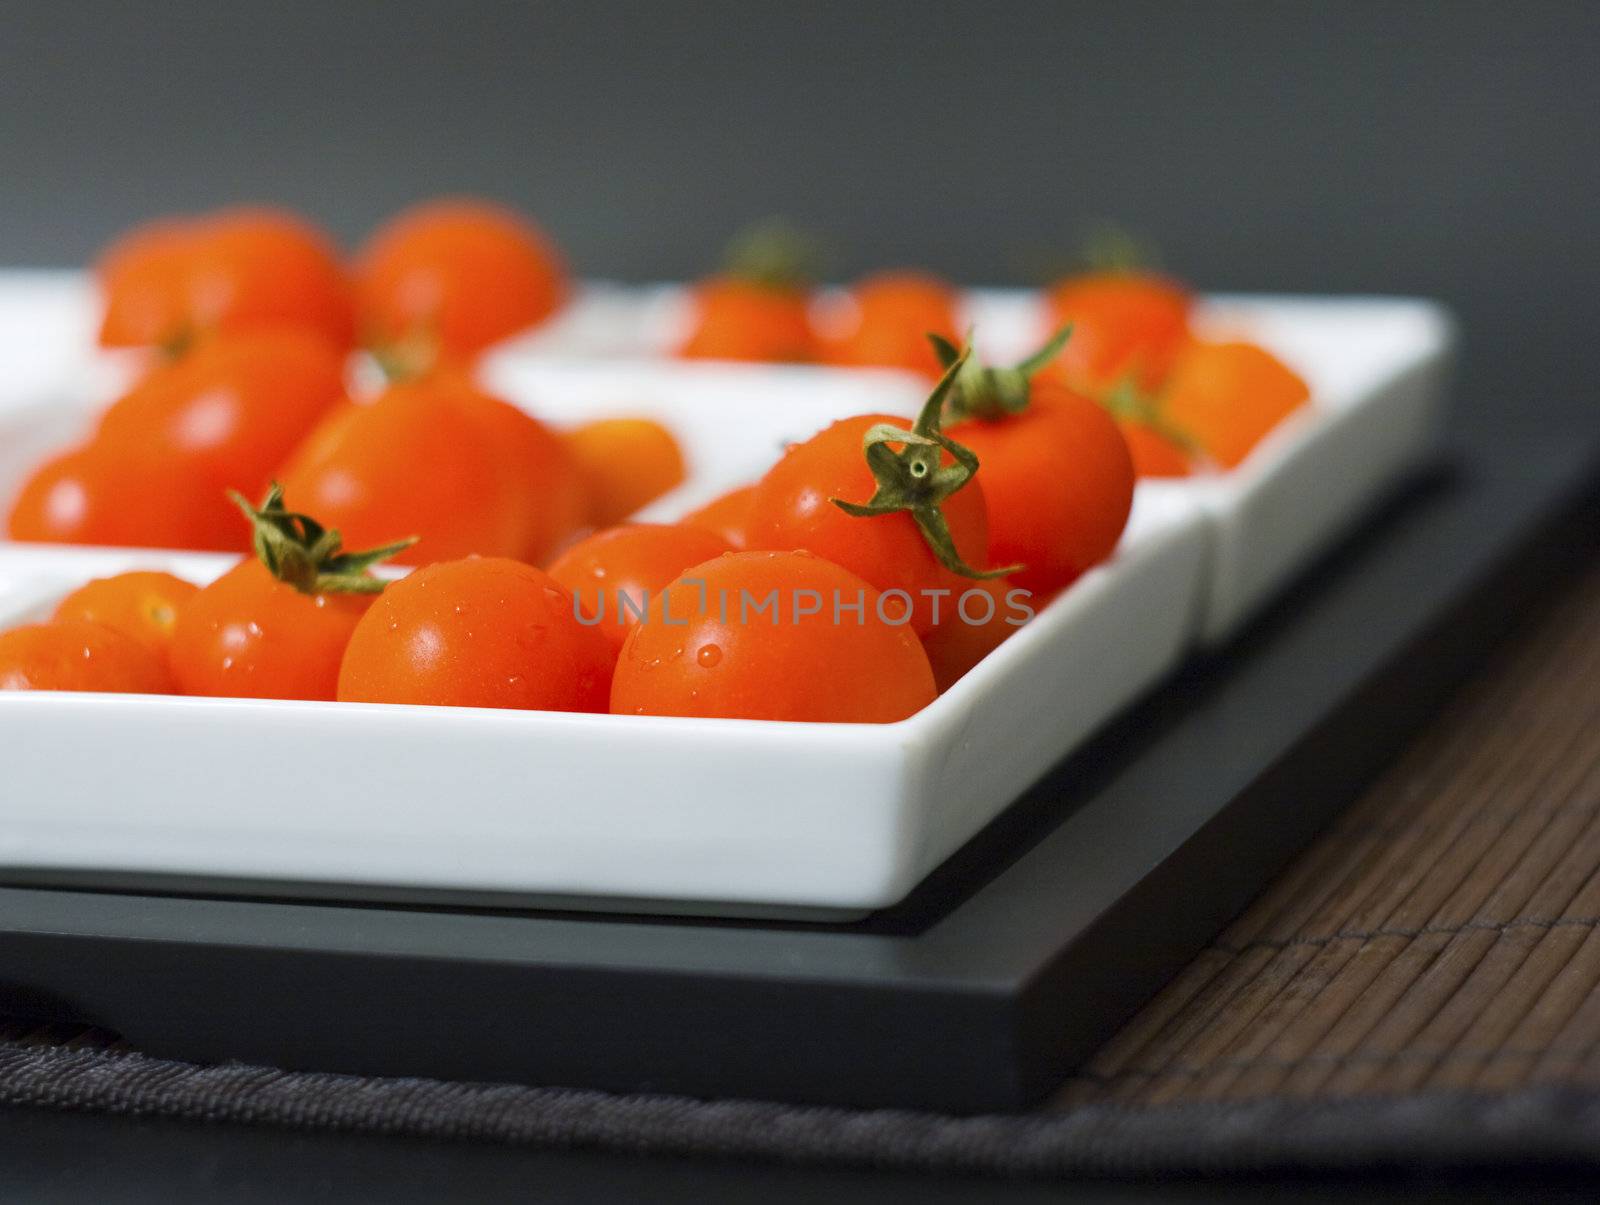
top-left (678, 277), bottom-right (816, 362)
top-left (1044, 271), bottom-right (1192, 393)
top-left (920, 575), bottom-right (1038, 693)
top-left (97, 207), bottom-right (353, 350)
top-left (819, 271), bottom-right (960, 378)
top-left (169, 559), bottom-right (374, 700)
top-left (610, 550), bottom-right (936, 723)
top-left (680, 483), bottom-right (755, 549)
top-left (98, 327), bottom-right (347, 504)
top-left (6, 444), bottom-right (240, 552)
top-left (0, 619), bottom-right (175, 694)
top-left (52, 571), bottom-right (199, 655)
top-left (549, 523), bottom-right (734, 658)
top-left (337, 557), bottom-right (612, 712)
top-left (1118, 419), bottom-right (1194, 478)
top-left (279, 379), bottom-right (540, 565)
top-left (355, 199), bottom-right (568, 367)
top-left (948, 381), bottom-right (1133, 596)
top-left (744, 413), bottom-right (991, 636)
top-left (561, 417), bottom-right (686, 529)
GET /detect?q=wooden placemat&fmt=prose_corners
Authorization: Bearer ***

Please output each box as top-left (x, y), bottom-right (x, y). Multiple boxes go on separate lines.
top-left (1054, 547), bottom-right (1600, 1110)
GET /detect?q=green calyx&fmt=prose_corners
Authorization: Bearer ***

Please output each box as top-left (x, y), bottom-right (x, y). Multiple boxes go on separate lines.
top-left (722, 218), bottom-right (826, 290)
top-left (1077, 222), bottom-right (1161, 275)
top-left (931, 325), bottom-right (1073, 423)
top-left (829, 349), bottom-right (1021, 581)
top-left (229, 483), bottom-right (416, 596)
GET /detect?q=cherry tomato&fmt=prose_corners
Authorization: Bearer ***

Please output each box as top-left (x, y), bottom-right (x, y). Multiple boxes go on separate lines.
top-left (0, 619), bottom-right (174, 694)
top-left (610, 550), bottom-right (936, 723)
top-left (52, 571), bottom-right (199, 654)
top-left (167, 484), bottom-right (411, 700)
top-left (949, 381), bottom-right (1134, 595)
top-left (680, 483), bottom-right (755, 549)
top-left (1118, 419), bottom-right (1192, 478)
top-left (1044, 271), bottom-right (1192, 392)
top-left (549, 523), bottom-right (734, 657)
top-left (1161, 340), bottom-right (1311, 469)
top-left (280, 379), bottom-right (535, 565)
top-left (562, 417), bottom-right (686, 529)
top-left (920, 575), bottom-right (1037, 693)
top-left (818, 271), bottom-right (959, 378)
top-left (95, 218), bottom-right (193, 349)
top-left (6, 444), bottom-right (240, 551)
top-left (169, 558), bottom-right (373, 700)
top-left (355, 199), bottom-right (568, 369)
top-left (337, 557), bottom-right (612, 712)
top-left (98, 328), bottom-right (347, 507)
top-left (744, 413), bottom-right (991, 636)
top-left (678, 277), bottom-right (815, 362)
top-left (97, 208), bottom-right (353, 350)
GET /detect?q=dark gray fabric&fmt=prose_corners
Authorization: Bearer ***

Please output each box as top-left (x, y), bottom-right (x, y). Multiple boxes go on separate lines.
top-left (1, 1040), bottom-right (1597, 1179)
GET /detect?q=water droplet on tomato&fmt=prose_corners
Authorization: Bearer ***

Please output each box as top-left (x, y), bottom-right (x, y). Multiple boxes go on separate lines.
top-left (696, 644), bottom-right (722, 668)
top-left (313, 596), bottom-right (326, 609)
top-left (246, 622), bottom-right (262, 638)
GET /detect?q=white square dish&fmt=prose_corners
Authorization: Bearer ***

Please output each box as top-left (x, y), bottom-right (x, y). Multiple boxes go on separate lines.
top-left (0, 277), bottom-right (1452, 915)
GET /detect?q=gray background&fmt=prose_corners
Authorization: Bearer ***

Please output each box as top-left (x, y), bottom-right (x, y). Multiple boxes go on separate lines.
top-left (2, 2), bottom-right (1597, 415)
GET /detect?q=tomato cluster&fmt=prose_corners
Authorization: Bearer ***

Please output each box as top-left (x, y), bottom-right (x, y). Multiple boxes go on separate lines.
top-left (1, 209), bottom-right (1315, 722)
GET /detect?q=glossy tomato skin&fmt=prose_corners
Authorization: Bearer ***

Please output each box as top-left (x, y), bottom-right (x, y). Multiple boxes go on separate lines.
top-left (169, 559), bottom-right (372, 700)
top-left (1162, 340), bottom-right (1310, 469)
top-left (98, 328), bottom-right (347, 504)
top-left (680, 483), bottom-right (755, 549)
top-left (678, 278), bottom-right (815, 362)
top-left (1044, 271), bottom-right (1192, 393)
top-left (920, 575), bottom-right (1039, 694)
top-left (819, 271), bottom-right (959, 379)
top-left (6, 444), bottom-right (240, 552)
top-left (562, 417), bottom-right (686, 530)
top-left (53, 571), bottom-right (199, 654)
top-left (0, 619), bottom-right (175, 693)
top-left (548, 524), bottom-right (734, 658)
top-left (355, 199), bottom-right (568, 361)
top-left (744, 413), bottom-right (991, 636)
top-left (279, 380), bottom-right (528, 565)
top-left (611, 550), bottom-right (936, 723)
top-left (336, 557), bottom-right (611, 712)
top-left (948, 382), bottom-right (1135, 596)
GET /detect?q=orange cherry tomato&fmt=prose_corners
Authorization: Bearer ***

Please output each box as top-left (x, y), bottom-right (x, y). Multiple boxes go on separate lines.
top-left (678, 277), bottom-right (815, 362)
top-left (949, 381), bottom-right (1134, 596)
top-left (98, 328), bottom-right (347, 508)
top-left (1117, 418), bottom-right (1193, 478)
top-left (819, 271), bottom-right (959, 378)
top-left (355, 199), bottom-right (568, 366)
top-left (337, 557), bottom-right (612, 712)
top-left (52, 571), bottom-right (199, 655)
top-left (97, 208), bottom-right (353, 350)
top-left (0, 619), bottom-right (174, 693)
top-left (548, 523), bottom-right (734, 658)
top-left (920, 575), bottom-right (1037, 693)
top-left (169, 559), bottom-right (374, 700)
top-left (1044, 271), bottom-right (1193, 392)
top-left (6, 444), bottom-right (240, 552)
top-left (1161, 340), bottom-right (1311, 469)
top-left (562, 417), bottom-right (687, 529)
top-left (680, 483), bottom-right (755, 549)
top-left (610, 550), bottom-right (936, 723)
top-left (744, 413), bottom-right (991, 636)
top-left (279, 380), bottom-right (534, 565)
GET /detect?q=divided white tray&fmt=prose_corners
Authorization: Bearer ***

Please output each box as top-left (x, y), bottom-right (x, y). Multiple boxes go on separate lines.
top-left (0, 278), bottom-right (1455, 913)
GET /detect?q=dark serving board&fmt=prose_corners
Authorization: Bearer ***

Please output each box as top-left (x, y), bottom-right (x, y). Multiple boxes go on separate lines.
top-left (1, 399), bottom-right (1597, 1114)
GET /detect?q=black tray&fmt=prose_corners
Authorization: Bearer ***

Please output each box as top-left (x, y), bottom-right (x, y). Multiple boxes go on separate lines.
top-left (2, 401), bottom-right (1597, 1114)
